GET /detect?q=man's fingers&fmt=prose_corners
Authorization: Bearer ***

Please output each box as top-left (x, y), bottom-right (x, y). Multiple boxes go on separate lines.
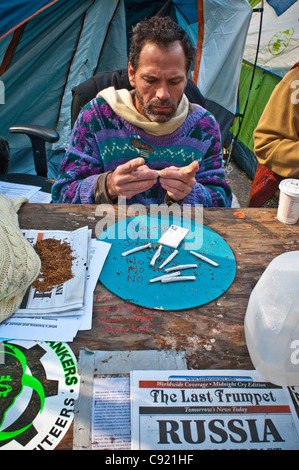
top-left (121, 157), bottom-right (145, 174)
top-left (118, 178), bottom-right (158, 198)
top-left (158, 161), bottom-right (199, 202)
top-left (160, 161), bottom-right (199, 180)
top-left (182, 160), bottom-right (199, 177)
top-left (118, 167), bottom-right (159, 185)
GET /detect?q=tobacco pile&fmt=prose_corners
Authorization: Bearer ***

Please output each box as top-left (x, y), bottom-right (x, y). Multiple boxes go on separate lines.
top-left (32, 238), bottom-right (75, 292)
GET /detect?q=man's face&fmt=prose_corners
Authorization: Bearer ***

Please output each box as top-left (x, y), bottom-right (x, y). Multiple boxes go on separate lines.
top-left (128, 41), bottom-right (188, 123)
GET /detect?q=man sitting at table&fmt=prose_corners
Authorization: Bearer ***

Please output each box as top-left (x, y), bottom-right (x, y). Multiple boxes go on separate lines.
top-left (51, 16), bottom-right (232, 207)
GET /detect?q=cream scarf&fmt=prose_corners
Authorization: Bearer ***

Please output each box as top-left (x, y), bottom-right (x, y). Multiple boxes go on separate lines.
top-left (97, 86), bottom-right (189, 136)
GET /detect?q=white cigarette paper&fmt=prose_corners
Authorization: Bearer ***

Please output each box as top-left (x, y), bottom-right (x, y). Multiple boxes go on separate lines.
top-left (150, 244), bottom-right (162, 266)
top-left (158, 249), bottom-right (178, 269)
top-left (190, 251), bottom-right (219, 267)
top-left (149, 271), bottom-right (181, 283)
top-left (165, 264), bottom-right (197, 272)
top-left (161, 276), bottom-right (196, 283)
top-left (121, 242), bottom-right (152, 257)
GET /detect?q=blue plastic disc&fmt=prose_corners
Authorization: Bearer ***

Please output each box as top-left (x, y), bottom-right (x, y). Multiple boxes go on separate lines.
top-left (98, 215), bottom-right (236, 310)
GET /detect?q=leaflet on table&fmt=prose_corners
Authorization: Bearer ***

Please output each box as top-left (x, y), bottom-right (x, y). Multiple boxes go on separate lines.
top-left (130, 369), bottom-right (299, 450)
top-left (0, 181), bottom-right (41, 200)
top-left (16, 226), bottom-right (91, 315)
top-left (0, 180), bottom-right (52, 203)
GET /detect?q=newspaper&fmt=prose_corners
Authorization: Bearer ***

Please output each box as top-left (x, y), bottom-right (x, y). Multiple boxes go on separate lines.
top-left (0, 239), bottom-right (111, 342)
top-left (130, 369), bottom-right (299, 450)
top-left (15, 226), bottom-right (91, 315)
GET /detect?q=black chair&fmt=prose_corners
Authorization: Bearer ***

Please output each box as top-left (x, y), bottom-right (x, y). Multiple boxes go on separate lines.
top-left (0, 130), bottom-right (57, 192)
top-left (6, 69), bottom-right (206, 181)
top-left (0, 136), bottom-right (10, 174)
top-left (8, 125), bottom-right (59, 178)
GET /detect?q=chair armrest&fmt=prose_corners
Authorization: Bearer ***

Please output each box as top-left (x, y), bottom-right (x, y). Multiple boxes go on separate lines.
top-left (9, 125), bottom-right (59, 177)
top-left (10, 124), bottom-right (59, 143)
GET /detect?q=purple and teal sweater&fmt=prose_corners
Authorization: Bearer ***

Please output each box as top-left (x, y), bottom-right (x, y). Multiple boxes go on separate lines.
top-left (51, 97), bottom-right (232, 207)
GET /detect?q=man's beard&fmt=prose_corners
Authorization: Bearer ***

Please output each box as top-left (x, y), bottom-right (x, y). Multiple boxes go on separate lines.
top-left (135, 89), bottom-right (182, 123)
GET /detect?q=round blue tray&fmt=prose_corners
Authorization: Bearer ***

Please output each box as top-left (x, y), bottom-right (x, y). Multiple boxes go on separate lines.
top-left (98, 215), bottom-right (236, 310)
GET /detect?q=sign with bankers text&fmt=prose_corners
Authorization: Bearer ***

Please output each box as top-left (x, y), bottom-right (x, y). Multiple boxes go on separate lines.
top-left (0, 340), bottom-right (79, 450)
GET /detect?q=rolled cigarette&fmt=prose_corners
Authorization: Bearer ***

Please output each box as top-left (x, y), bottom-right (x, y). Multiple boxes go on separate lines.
top-left (158, 249), bottom-right (178, 269)
top-left (150, 244), bottom-right (162, 266)
top-left (165, 264), bottom-right (197, 272)
top-left (161, 276), bottom-right (196, 283)
top-left (190, 250), bottom-right (219, 267)
top-left (121, 242), bottom-right (152, 257)
top-left (149, 271), bottom-right (181, 283)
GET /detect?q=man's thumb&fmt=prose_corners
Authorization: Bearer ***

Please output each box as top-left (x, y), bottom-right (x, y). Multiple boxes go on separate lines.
top-left (183, 160), bottom-right (199, 176)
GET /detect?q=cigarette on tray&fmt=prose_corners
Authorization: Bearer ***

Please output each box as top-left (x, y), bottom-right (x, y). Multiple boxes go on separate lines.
top-left (190, 251), bottom-right (219, 267)
top-left (150, 244), bottom-right (162, 266)
top-left (149, 271), bottom-right (181, 283)
top-left (158, 249), bottom-right (178, 269)
top-left (121, 242), bottom-right (152, 257)
top-left (161, 276), bottom-right (196, 283)
top-left (165, 264), bottom-right (197, 272)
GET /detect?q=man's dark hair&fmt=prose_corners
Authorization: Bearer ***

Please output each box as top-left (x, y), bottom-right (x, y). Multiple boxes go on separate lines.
top-left (128, 16), bottom-right (196, 73)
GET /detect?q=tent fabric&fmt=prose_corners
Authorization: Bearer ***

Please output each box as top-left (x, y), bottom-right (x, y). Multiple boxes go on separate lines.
top-left (176, 0), bottom-right (253, 144)
top-left (53, 0), bottom-right (127, 151)
top-left (0, 0), bottom-right (58, 40)
top-left (196, 0), bottom-right (252, 116)
top-left (231, 61), bottom-right (281, 154)
top-left (244, 0), bottom-right (299, 77)
top-left (0, 0), bottom-right (128, 177)
top-left (229, 61), bottom-right (280, 179)
top-left (266, 0), bottom-right (297, 16)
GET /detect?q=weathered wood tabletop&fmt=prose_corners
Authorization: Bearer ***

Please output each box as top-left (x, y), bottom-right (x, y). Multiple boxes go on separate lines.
top-left (18, 203), bottom-right (299, 368)
top-left (18, 203), bottom-right (299, 449)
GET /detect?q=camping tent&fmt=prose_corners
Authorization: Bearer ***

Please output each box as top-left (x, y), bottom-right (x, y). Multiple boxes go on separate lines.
top-left (0, 0), bottom-right (297, 180)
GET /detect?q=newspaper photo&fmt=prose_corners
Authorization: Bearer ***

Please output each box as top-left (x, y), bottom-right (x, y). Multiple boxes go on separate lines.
top-left (130, 370), bottom-right (299, 450)
top-left (15, 226), bottom-right (91, 315)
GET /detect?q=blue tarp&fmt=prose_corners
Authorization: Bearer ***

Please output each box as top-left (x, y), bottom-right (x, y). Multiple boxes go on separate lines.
top-left (267, 0), bottom-right (297, 16)
top-left (0, 0), bottom-right (57, 39)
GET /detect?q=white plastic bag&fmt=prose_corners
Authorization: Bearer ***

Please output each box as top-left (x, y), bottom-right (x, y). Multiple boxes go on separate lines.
top-left (245, 251), bottom-right (299, 386)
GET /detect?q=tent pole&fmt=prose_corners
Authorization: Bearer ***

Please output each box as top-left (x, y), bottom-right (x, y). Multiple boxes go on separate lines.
top-left (193, 0), bottom-right (204, 84)
top-left (0, 24), bottom-right (27, 76)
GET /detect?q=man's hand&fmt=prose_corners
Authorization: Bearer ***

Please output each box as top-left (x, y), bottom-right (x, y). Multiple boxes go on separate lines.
top-left (159, 160), bottom-right (199, 201)
top-left (106, 157), bottom-right (159, 200)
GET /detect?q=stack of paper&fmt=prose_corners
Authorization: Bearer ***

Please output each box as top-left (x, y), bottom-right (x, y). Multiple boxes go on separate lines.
top-left (0, 181), bottom-right (52, 203)
top-left (0, 226), bottom-right (111, 342)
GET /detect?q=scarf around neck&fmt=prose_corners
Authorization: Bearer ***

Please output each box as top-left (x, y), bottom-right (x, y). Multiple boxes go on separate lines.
top-left (97, 86), bottom-right (190, 136)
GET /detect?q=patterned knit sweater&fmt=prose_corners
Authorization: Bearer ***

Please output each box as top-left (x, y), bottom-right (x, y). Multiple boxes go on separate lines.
top-left (51, 97), bottom-right (232, 207)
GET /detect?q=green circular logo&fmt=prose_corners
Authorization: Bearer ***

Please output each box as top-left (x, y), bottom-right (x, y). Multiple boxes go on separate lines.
top-left (0, 340), bottom-right (79, 449)
top-left (268, 29), bottom-right (294, 55)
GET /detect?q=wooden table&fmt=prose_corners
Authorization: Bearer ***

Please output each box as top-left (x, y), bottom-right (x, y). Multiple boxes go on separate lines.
top-left (17, 203), bottom-right (299, 449)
